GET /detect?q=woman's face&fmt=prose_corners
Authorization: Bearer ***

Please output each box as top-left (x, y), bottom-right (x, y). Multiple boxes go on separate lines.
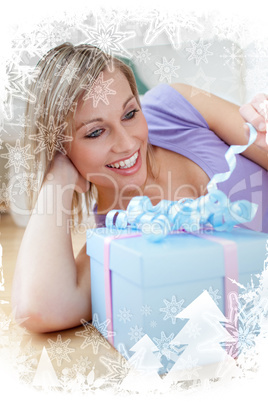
top-left (68, 68), bottom-right (149, 203)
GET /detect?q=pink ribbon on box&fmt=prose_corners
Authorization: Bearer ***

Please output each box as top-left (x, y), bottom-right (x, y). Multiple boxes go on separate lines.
top-left (103, 230), bottom-right (239, 350)
top-left (104, 233), bottom-right (142, 345)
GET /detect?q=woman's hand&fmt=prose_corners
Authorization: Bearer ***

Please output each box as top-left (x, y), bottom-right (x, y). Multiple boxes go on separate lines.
top-left (48, 153), bottom-right (90, 193)
top-left (239, 93), bottom-right (268, 151)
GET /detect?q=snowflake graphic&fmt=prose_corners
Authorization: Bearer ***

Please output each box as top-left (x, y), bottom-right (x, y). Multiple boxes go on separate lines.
top-left (224, 295), bottom-right (264, 358)
top-left (30, 116), bottom-right (72, 160)
top-left (153, 331), bottom-right (176, 360)
top-left (160, 295), bottom-right (184, 324)
top-left (78, 21), bottom-right (135, 59)
top-left (1, 139), bottom-right (34, 174)
top-left (100, 353), bottom-right (130, 385)
top-left (1, 63), bottom-right (36, 119)
top-left (34, 103), bottom-right (49, 119)
top-left (15, 113), bottom-right (31, 129)
top-left (117, 307), bottom-right (132, 324)
top-left (186, 38), bottom-right (213, 65)
top-left (143, 9), bottom-right (204, 49)
top-left (55, 59), bottom-right (80, 85)
top-left (150, 320), bottom-right (157, 328)
top-left (47, 334), bottom-right (75, 367)
top-left (33, 160), bottom-right (43, 171)
top-left (14, 172), bottom-right (38, 196)
top-left (205, 286), bottom-right (221, 306)
top-left (185, 67), bottom-right (216, 97)
top-left (140, 305), bottom-right (152, 316)
top-left (0, 182), bottom-right (15, 210)
top-left (134, 48), bottom-right (152, 64)
top-left (184, 321), bottom-right (201, 339)
top-left (81, 71), bottom-right (116, 107)
top-left (128, 325), bottom-right (144, 342)
top-left (73, 356), bottom-right (92, 375)
top-left (55, 94), bottom-right (77, 117)
top-left (154, 57), bottom-right (180, 83)
top-left (37, 78), bottom-right (53, 95)
top-left (75, 316), bottom-right (112, 354)
top-left (220, 42), bottom-right (244, 70)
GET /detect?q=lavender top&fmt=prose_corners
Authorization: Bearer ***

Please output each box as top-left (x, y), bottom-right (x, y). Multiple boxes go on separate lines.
top-left (95, 84), bottom-right (268, 233)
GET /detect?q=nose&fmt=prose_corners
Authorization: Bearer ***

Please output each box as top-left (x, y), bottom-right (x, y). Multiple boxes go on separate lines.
top-left (110, 124), bottom-right (136, 154)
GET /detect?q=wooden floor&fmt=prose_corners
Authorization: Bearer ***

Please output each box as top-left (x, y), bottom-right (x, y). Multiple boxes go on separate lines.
top-left (0, 212), bottom-right (120, 390)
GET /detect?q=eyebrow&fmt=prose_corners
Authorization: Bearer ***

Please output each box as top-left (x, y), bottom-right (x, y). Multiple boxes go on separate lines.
top-left (76, 94), bottom-right (136, 131)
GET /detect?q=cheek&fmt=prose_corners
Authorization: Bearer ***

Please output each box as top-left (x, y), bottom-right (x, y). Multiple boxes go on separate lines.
top-left (139, 115), bottom-right (149, 142)
top-left (68, 145), bottom-right (98, 177)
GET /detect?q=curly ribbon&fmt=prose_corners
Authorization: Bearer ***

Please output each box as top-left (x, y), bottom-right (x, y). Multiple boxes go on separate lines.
top-left (105, 124), bottom-right (258, 242)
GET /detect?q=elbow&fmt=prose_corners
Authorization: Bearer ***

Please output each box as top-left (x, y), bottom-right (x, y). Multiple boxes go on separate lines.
top-left (11, 299), bottom-right (53, 333)
top-left (11, 293), bottom-right (61, 334)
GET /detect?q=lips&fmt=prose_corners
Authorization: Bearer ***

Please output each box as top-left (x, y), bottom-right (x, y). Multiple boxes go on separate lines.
top-left (106, 151), bottom-right (139, 170)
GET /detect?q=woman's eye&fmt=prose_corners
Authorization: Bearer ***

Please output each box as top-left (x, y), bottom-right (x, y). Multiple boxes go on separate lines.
top-left (123, 109), bottom-right (139, 120)
top-left (86, 129), bottom-right (103, 138)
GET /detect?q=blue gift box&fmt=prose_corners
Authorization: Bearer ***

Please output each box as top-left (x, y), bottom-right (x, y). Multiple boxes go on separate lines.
top-left (86, 226), bottom-right (267, 372)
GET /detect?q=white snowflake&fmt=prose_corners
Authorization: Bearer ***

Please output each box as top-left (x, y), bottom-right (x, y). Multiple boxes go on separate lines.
top-left (73, 356), bottom-right (92, 375)
top-left (33, 160), bottom-right (43, 171)
top-left (15, 113), bottom-right (31, 128)
top-left (186, 39), bottom-right (213, 65)
top-left (0, 183), bottom-right (15, 210)
top-left (100, 353), bottom-right (130, 385)
top-left (134, 48), bottom-right (152, 64)
top-left (29, 116), bottom-right (72, 160)
top-left (1, 63), bottom-right (36, 119)
top-left (153, 331), bottom-right (176, 360)
top-left (160, 295), bottom-right (184, 325)
top-left (205, 286), bottom-right (221, 306)
top-left (154, 57), bottom-right (180, 83)
top-left (150, 320), bottom-right (157, 328)
top-left (220, 43), bottom-right (244, 70)
top-left (143, 9), bottom-right (204, 49)
top-left (117, 307), bottom-right (132, 324)
top-left (1, 139), bottom-right (34, 174)
top-left (75, 316), bottom-right (112, 354)
top-left (185, 67), bottom-right (216, 96)
top-left (140, 305), bottom-right (152, 316)
top-left (81, 71), bottom-right (116, 108)
top-left (184, 321), bottom-right (201, 339)
top-left (47, 334), bottom-right (75, 367)
top-left (78, 21), bottom-right (135, 59)
top-left (128, 325), bottom-right (144, 342)
top-left (34, 103), bottom-right (49, 119)
top-left (55, 94), bottom-right (77, 116)
top-left (55, 59), bottom-right (80, 85)
top-left (14, 172), bottom-right (38, 196)
top-left (37, 78), bottom-right (53, 95)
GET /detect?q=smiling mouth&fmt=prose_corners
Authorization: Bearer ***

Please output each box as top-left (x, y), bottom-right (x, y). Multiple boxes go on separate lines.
top-left (106, 151), bottom-right (139, 169)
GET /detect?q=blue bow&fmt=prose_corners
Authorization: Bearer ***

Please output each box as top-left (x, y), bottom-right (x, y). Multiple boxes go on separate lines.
top-left (105, 123), bottom-right (258, 241)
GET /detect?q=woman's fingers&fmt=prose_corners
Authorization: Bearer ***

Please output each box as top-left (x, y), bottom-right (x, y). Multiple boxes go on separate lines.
top-left (239, 94), bottom-right (268, 132)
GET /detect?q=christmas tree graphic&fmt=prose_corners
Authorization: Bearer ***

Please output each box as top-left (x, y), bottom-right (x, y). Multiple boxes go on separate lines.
top-left (165, 290), bottom-right (237, 384)
top-left (120, 334), bottom-right (163, 392)
top-left (32, 346), bottom-right (60, 390)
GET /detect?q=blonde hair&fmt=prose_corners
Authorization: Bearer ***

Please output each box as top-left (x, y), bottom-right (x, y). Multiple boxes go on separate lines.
top-left (25, 42), bottom-right (155, 224)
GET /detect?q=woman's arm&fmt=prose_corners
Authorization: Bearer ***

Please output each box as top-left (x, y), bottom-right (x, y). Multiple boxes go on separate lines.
top-left (171, 83), bottom-right (268, 170)
top-left (12, 154), bottom-right (92, 333)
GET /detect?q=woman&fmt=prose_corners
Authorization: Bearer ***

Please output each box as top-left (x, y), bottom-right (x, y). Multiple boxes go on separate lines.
top-left (11, 43), bottom-right (268, 333)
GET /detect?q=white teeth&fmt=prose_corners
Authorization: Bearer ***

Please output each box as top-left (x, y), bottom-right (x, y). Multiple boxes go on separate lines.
top-left (107, 152), bottom-right (138, 169)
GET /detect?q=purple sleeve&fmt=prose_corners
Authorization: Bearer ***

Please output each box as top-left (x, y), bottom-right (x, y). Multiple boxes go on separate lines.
top-left (141, 84), bottom-right (268, 233)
